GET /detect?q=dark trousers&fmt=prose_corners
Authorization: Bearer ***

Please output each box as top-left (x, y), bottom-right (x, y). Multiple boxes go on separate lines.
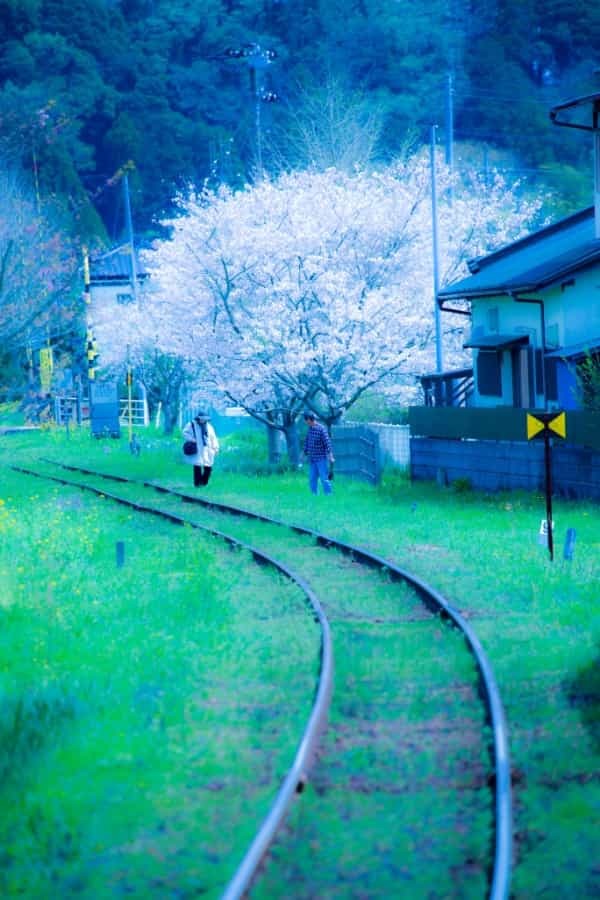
top-left (193, 465), bottom-right (212, 486)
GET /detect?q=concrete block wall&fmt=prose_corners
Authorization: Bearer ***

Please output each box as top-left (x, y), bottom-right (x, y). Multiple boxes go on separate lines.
top-left (410, 437), bottom-right (600, 500)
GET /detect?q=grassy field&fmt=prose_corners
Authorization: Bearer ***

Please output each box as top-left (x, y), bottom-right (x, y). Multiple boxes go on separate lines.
top-left (0, 428), bottom-right (321, 897)
top-left (0, 419), bottom-right (598, 898)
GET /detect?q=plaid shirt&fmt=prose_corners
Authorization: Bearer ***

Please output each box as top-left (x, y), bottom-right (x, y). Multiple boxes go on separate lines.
top-left (303, 422), bottom-right (333, 461)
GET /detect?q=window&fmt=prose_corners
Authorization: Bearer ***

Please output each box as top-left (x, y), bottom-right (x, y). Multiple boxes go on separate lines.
top-left (535, 351), bottom-right (558, 401)
top-left (476, 350), bottom-right (502, 396)
top-left (535, 349), bottom-right (543, 394)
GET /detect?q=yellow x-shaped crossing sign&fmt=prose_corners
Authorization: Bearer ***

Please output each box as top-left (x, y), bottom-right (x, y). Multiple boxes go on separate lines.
top-left (526, 411), bottom-right (566, 440)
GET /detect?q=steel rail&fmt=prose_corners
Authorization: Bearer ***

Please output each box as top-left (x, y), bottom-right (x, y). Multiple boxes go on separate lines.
top-left (11, 465), bottom-right (333, 900)
top-left (37, 460), bottom-right (513, 900)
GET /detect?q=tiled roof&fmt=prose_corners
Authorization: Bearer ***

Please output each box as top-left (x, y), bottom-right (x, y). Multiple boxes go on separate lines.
top-left (438, 206), bottom-right (600, 301)
top-left (90, 245), bottom-right (147, 281)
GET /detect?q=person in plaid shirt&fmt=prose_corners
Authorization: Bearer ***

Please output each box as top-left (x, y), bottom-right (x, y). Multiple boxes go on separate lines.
top-left (300, 411), bottom-right (335, 495)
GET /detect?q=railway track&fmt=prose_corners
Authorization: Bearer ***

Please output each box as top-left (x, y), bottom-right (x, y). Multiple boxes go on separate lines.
top-left (14, 460), bottom-right (512, 899)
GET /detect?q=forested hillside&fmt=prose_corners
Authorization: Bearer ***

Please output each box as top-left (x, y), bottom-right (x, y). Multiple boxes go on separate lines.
top-left (1, 0), bottom-right (599, 241)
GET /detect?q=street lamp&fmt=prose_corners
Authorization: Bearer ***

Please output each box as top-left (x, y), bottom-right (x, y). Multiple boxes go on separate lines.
top-left (549, 91), bottom-right (600, 239)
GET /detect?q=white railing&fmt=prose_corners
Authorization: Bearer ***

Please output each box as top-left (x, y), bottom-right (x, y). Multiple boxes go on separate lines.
top-left (119, 398), bottom-right (149, 426)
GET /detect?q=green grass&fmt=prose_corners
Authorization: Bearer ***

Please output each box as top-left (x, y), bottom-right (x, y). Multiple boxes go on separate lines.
top-left (0, 400), bottom-right (26, 427)
top-left (0, 444), bottom-right (320, 897)
top-left (1, 422), bottom-right (598, 897)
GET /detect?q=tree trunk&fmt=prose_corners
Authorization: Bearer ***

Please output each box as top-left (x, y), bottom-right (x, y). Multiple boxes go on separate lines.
top-left (163, 400), bottom-right (179, 435)
top-left (161, 374), bottom-right (184, 435)
top-left (284, 420), bottom-right (301, 466)
top-left (267, 423), bottom-right (282, 463)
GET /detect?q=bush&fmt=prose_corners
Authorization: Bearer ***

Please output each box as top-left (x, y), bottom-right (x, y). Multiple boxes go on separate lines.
top-left (451, 477), bottom-right (472, 493)
top-left (0, 401), bottom-right (25, 426)
top-left (575, 352), bottom-right (600, 412)
top-left (344, 392), bottom-right (407, 424)
top-left (218, 428), bottom-right (283, 474)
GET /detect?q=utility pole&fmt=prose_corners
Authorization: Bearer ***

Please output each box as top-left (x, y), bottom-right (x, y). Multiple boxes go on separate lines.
top-left (82, 245), bottom-right (98, 383)
top-left (123, 173), bottom-right (139, 303)
top-left (32, 142), bottom-right (41, 214)
top-left (246, 45), bottom-right (277, 177)
top-left (445, 72), bottom-right (454, 170)
top-left (255, 81), bottom-right (263, 174)
top-left (430, 125), bottom-right (443, 374)
top-left (224, 43), bottom-right (277, 178)
top-left (445, 72), bottom-right (455, 207)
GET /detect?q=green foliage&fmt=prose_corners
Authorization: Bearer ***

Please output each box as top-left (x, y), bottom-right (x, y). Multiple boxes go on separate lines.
top-left (0, 0), bottom-right (597, 237)
top-left (0, 686), bottom-right (76, 785)
top-left (574, 351), bottom-right (600, 412)
top-left (219, 428), bottom-right (290, 475)
top-left (567, 646), bottom-right (600, 752)
top-left (343, 391), bottom-right (408, 425)
top-left (451, 476), bottom-right (472, 493)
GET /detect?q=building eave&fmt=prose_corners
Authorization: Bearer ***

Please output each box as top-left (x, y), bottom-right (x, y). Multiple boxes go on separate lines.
top-left (439, 249), bottom-right (600, 306)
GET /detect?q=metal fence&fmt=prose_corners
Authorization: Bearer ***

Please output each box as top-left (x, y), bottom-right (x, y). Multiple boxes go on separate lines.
top-left (331, 424), bottom-right (382, 484)
top-left (346, 422), bottom-right (410, 467)
top-left (53, 394), bottom-right (149, 428)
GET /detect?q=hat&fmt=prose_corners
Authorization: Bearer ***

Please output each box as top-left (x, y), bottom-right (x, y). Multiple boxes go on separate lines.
top-left (303, 410), bottom-right (316, 421)
top-left (196, 410), bottom-right (210, 420)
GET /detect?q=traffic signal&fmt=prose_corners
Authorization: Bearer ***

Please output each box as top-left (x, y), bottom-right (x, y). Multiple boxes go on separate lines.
top-left (82, 245), bottom-right (91, 305)
top-left (86, 327), bottom-right (99, 380)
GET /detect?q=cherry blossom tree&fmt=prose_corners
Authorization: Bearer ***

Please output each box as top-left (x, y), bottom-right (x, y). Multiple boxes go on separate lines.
top-left (89, 282), bottom-right (202, 434)
top-left (0, 165), bottom-right (78, 352)
top-left (95, 151), bottom-right (541, 458)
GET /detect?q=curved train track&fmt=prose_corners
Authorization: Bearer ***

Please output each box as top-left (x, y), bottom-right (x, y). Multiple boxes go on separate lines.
top-left (13, 460), bottom-right (512, 900)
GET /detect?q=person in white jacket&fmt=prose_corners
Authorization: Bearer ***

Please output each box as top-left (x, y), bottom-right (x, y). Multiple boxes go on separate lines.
top-left (182, 410), bottom-right (220, 486)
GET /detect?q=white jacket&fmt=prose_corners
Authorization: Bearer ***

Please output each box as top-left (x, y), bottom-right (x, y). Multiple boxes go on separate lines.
top-left (182, 420), bottom-right (219, 467)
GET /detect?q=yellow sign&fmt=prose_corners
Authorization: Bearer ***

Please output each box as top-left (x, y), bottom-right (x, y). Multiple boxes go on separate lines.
top-left (526, 414), bottom-right (544, 439)
top-left (548, 411), bottom-right (566, 438)
top-left (39, 347), bottom-right (53, 391)
top-left (526, 411), bottom-right (566, 440)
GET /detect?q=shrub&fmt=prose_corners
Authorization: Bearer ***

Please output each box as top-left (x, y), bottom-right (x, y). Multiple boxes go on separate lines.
top-left (344, 391), bottom-right (408, 424)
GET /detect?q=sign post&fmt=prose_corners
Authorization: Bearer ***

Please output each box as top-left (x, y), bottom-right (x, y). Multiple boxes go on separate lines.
top-left (39, 346), bottom-right (53, 392)
top-left (526, 411), bottom-right (566, 561)
top-left (89, 380), bottom-right (120, 438)
top-left (126, 366), bottom-right (133, 446)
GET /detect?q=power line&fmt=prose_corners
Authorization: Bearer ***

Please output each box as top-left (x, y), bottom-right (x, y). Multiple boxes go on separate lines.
top-left (456, 88), bottom-right (564, 107)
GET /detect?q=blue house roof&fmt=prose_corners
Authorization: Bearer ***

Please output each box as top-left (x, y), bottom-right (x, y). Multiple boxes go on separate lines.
top-left (90, 244), bottom-right (147, 283)
top-left (438, 206), bottom-right (600, 302)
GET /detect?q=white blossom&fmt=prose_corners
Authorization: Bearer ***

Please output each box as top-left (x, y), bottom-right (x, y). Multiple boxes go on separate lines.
top-left (94, 151), bottom-right (541, 426)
